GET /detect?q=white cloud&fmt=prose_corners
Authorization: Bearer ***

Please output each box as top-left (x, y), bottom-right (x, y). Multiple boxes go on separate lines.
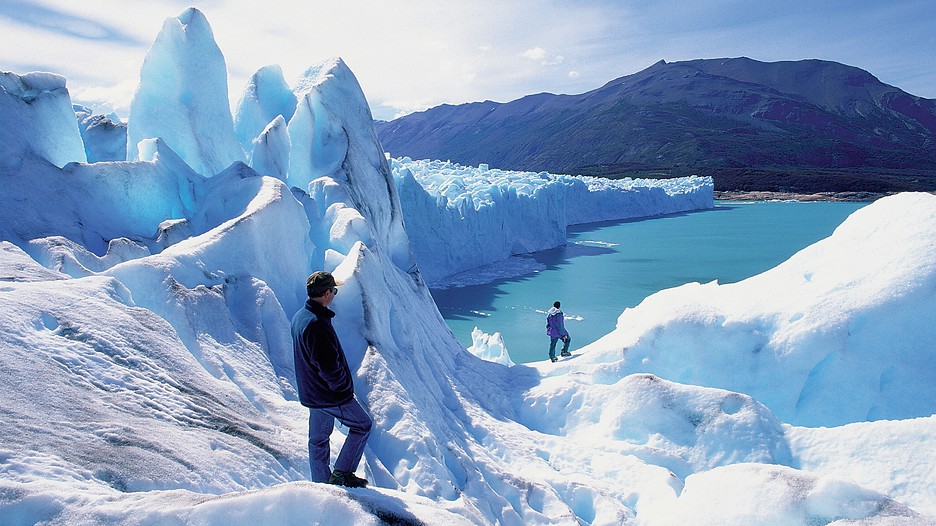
top-left (69, 78), bottom-right (139, 116)
top-left (568, 70), bottom-right (580, 79)
top-left (521, 47), bottom-right (547, 61)
top-left (521, 47), bottom-right (564, 66)
top-left (543, 54), bottom-right (564, 66)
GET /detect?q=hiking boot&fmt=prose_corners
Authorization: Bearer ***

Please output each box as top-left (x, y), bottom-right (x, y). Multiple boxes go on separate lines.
top-left (328, 469), bottom-right (368, 488)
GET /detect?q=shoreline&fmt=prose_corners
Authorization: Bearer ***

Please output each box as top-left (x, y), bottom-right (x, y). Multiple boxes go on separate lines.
top-left (713, 190), bottom-right (888, 202)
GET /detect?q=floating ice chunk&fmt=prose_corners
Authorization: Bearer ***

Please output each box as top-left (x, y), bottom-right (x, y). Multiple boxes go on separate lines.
top-left (431, 254), bottom-right (546, 289)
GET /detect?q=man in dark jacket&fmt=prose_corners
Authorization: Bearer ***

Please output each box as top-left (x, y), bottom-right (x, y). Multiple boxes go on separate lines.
top-left (291, 271), bottom-right (372, 488)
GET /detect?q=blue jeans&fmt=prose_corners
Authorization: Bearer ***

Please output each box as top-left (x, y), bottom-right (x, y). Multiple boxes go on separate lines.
top-left (307, 398), bottom-right (373, 482)
top-left (549, 336), bottom-right (571, 360)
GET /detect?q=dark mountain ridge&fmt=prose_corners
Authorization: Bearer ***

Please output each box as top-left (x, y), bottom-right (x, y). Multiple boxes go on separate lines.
top-left (376, 57), bottom-right (936, 193)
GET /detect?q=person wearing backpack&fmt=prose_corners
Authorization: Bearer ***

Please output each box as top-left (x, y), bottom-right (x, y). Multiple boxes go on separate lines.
top-left (545, 301), bottom-right (572, 362)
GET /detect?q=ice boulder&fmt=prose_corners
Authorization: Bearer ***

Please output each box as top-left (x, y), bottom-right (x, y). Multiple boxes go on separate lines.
top-left (74, 105), bottom-right (128, 162)
top-left (0, 71), bottom-right (86, 168)
top-left (127, 7), bottom-right (244, 176)
top-left (468, 327), bottom-right (515, 366)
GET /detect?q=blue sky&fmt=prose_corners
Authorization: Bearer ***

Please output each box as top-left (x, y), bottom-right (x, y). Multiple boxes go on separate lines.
top-left (1, 0), bottom-right (934, 121)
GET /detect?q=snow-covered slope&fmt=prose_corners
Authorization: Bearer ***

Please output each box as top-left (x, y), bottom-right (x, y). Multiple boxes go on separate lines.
top-left (788, 415), bottom-right (936, 518)
top-left (577, 192), bottom-right (936, 427)
top-left (1, 8), bottom-right (934, 526)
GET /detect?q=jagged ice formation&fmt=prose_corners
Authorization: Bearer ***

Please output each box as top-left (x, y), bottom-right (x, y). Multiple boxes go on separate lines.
top-left (0, 7), bottom-right (934, 525)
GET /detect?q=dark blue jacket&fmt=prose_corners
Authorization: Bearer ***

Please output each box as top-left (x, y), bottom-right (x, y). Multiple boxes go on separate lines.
top-left (291, 300), bottom-right (355, 408)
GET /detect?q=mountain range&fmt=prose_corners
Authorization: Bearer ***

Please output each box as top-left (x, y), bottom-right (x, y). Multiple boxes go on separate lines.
top-left (375, 57), bottom-right (936, 193)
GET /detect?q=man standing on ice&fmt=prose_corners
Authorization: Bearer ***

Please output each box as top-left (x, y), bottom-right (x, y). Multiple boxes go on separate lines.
top-left (291, 271), bottom-right (372, 488)
top-left (546, 301), bottom-right (572, 362)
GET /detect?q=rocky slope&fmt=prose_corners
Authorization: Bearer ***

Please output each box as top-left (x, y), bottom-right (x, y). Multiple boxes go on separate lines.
top-left (376, 57), bottom-right (936, 193)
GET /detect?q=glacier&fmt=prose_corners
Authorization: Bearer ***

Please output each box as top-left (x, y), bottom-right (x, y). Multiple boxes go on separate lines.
top-left (1, 7), bottom-right (934, 526)
top-left (391, 157), bottom-right (713, 285)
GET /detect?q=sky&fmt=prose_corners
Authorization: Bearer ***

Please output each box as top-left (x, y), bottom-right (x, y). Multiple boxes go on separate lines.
top-left (1, 0), bottom-right (934, 121)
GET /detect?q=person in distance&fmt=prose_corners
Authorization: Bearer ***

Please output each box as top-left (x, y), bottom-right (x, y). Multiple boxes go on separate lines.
top-left (545, 300), bottom-right (572, 362)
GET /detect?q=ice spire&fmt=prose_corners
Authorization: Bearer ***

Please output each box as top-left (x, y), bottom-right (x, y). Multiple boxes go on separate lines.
top-left (288, 58), bottom-right (415, 273)
top-left (233, 64), bottom-right (297, 158)
top-left (126, 7), bottom-right (244, 177)
top-left (250, 114), bottom-right (290, 181)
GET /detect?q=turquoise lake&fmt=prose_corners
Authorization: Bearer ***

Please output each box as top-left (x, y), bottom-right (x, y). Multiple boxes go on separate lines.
top-left (430, 200), bottom-right (869, 364)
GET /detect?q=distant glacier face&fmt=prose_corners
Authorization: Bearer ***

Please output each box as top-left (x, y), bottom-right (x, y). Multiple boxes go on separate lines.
top-left (391, 157), bottom-right (713, 284)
